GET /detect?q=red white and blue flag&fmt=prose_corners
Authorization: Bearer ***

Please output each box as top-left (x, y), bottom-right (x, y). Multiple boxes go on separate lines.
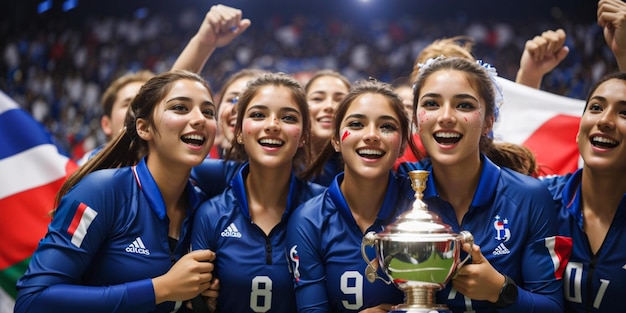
top-left (0, 91), bottom-right (78, 312)
top-left (494, 77), bottom-right (584, 176)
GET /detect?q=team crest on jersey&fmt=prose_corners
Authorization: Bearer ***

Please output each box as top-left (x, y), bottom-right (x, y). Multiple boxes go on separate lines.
top-left (288, 245), bottom-right (301, 282)
top-left (493, 215), bottom-right (511, 242)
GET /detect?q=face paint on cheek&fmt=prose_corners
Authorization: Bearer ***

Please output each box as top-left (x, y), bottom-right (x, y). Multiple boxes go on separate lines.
top-left (417, 111), bottom-right (428, 126)
top-left (341, 130), bottom-right (351, 142)
top-left (470, 111), bottom-right (485, 130)
top-left (291, 128), bottom-right (302, 140)
top-left (241, 119), bottom-right (254, 136)
top-left (472, 111), bottom-right (481, 120)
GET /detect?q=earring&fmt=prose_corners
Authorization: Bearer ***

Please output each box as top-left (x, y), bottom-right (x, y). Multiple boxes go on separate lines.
top-left (237, 135), bottom-right (243, 144)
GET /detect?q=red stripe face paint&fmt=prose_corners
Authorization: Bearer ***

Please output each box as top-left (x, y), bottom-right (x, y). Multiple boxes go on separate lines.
top-left (341, 130), bottom-right (351, 142)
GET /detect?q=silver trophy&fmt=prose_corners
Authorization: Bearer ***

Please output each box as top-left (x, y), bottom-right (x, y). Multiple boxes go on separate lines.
top-left (361, 170), bottom-right (473, 313)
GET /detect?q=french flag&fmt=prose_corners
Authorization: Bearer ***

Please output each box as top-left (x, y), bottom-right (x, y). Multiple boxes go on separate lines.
top-left (494, 77), bottom-right (584, 176)
top-left (0, 91), bottom-right (78, 312)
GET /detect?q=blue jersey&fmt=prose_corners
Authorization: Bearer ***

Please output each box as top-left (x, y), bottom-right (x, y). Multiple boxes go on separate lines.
top-left (191, 158), bottom-right (243, 199)
top-left (191, 162), bottom-right (325, 313)
top-left (286, 172), bottom-right (415, 312)
top-left (398, 156), bottom-right (571, 313)
top-left (15, 158), bottom-right (203, 313)
top-left (541, 169), bottom-right (626, 313)
top-left (311, 152), bottom-right (343, 187)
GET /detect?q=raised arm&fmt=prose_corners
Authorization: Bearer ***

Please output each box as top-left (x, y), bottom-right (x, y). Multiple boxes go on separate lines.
top-left (172, 4), bottom-right (251, 73)
top-left (598, 0), bottom-right (626, 72)
top-left (515, 29), bottom-right (569, 89)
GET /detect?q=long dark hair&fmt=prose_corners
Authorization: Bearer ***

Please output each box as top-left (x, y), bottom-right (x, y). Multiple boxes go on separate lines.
top-left (54, 70), bottom-right (213, 209)
top-left (101, 70), bottom-right (155, 118)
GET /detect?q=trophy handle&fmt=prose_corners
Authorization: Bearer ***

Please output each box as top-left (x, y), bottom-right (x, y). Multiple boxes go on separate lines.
top-left (361, 232), bottom-right (391, 284)
top-left (454, 231), bottom-right (475, 275)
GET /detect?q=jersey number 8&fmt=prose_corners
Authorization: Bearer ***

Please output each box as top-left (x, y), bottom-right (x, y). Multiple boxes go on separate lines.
top-left (250, 276), bottom-right (273, 312)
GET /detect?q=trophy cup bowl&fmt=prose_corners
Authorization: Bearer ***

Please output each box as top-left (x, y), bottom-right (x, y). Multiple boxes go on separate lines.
top-left (361, 170), bottom-right (473, 313)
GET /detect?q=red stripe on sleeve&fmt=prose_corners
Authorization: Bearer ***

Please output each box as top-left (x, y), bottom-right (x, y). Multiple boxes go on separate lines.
top-left (553, 235), bottom-right (573, 279)
top-left (67, 202), bottom-right (88, 236)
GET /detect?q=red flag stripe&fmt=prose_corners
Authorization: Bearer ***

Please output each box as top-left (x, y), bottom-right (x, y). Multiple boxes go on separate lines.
top-left (0, 177), bottom-right (64, 269)
top-left (493, 77), bottom-right (584, 175)
top-left (523, 114), bottom-right (581, 175)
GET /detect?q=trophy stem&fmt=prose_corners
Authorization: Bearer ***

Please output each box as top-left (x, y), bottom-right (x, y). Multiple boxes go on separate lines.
top-left (390, 287), bottom-right (451, 313)
top-left (405, 287), bottom-right (435, 306)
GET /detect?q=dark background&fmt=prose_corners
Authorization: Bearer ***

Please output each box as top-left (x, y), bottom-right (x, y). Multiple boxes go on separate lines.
top-left (2, 0), bottom-right (598, 30)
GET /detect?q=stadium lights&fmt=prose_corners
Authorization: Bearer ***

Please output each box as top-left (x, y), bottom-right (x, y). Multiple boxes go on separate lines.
top-left (37, 0), bottom-right (52, 14)
top-left (62, 0), bottom-right (78, 12)
top-left (38, 0), bottom-right (78, 14)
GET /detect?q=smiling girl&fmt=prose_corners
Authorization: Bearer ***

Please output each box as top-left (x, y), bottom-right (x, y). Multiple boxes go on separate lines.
top-left (399, 57), bottom-right (572, 312)
top-left (540, 72), bottom-right (626, 312)
top-left (16, 70), bottom-right (219, 313)
top-left (287, 80), bottom-right (417, 312)
top-left (191, 73), bottom-right (325, 313)
top-left (304, 70), bottom-right (352, 186)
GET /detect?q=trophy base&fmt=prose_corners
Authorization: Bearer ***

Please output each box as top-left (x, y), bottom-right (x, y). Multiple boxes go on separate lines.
top-left (389, 304), bottom-right (451, 313)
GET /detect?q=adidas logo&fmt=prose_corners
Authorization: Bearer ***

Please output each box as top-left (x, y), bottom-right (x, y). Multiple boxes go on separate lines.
top-left (221, 223), bottom-right (242, 238)
top-left (492, 243), bottom-right (510, 256)
top-left (125, 237), bottom-right (150, 255)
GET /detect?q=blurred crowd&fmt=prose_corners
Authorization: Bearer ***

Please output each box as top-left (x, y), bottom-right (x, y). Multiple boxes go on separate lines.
top-left (0, 6), bottom-right (616, 160)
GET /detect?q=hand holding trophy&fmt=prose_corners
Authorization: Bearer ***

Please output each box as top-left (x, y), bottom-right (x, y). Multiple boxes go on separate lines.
top-left (361, 170), bottom-right (473, 313)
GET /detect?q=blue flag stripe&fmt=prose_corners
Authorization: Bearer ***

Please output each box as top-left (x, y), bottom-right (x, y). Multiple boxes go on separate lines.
top-left (0, 108), bottom-right (59, 160)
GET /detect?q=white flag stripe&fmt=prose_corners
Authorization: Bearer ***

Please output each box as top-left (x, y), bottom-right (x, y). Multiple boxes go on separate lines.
top-left (0, 288), bottom-right (13, 313)
top-left (494, 77), bottom-right (585, 144)
top-left (0, 144), bottom-right (69, 199)
top-left (71, 206), bottom-right (98, 247)
top-left (545, 236), bottom-right (560, 274)
top-left (0, 92), bottom-right (18, 114)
